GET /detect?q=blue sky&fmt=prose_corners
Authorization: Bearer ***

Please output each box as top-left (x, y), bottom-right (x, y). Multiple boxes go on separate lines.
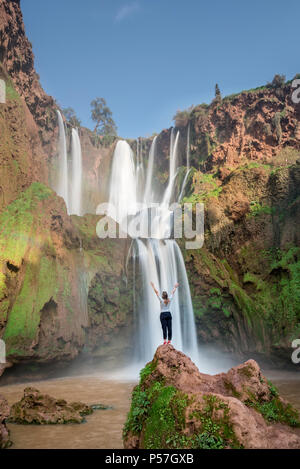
top-left (22, 0), bottom-right (299, 139)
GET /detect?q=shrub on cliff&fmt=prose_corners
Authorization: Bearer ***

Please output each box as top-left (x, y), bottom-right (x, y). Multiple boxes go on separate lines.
top-left (62, 107), bottom-right (81, 127)
top-left (173, 109), bottom-right (192, 128)
top-left (268, 74), bottom-right (286, 88)
top-left (91, 97), bottom-right (117, 136)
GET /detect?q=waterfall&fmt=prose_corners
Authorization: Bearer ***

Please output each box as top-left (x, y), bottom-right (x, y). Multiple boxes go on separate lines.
top-left (178, 123), bottom-right (192, 202)
top-left (107, 132), bottom-right (199, 366)
top-left (136, 138), bottom-right (145, 203)
top-left (55, 111), bottom-right (83, 216)
top-left (108, 140), bottom-right (137, 229)
top-left (161, 130), bottom-right (180, 207)
top-left (56, 110), bottom-right (69, 213)
top-left (70, 128), bottom-right (83, 216)
top-left (143, 136), bottom-right (157, 204)
top-left (133, 239), bottom-right (198, 363)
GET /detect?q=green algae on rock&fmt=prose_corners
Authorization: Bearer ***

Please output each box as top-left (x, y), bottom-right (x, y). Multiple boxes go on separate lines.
top-left (0, 184), bottom-right (132, 368)
top-left (123, 345), bottom-right (300, 449)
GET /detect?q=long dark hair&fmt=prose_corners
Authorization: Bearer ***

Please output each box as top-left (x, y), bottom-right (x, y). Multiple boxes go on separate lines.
top-left (162, 291), bottom-right (169, 305)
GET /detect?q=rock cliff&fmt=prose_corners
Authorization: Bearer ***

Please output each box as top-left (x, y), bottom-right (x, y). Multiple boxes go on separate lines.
top-left (0, 0), bottom-right (299, 375)
top-left (0, 183), bottom-right (132, 375)
top-left (123, 345), bottom-right (300, 449)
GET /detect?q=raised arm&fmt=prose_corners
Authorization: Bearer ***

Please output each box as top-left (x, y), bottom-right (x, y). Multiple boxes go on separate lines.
top-left (171, 283), bottom-right (179, 296)
top-left (150, 281), bottom-right (160, 298)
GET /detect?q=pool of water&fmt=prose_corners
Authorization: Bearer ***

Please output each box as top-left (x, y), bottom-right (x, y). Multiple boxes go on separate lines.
top-left (1, 375), bottom-right (136, 449)
top-left (0, 368), bottom-right (299, 449)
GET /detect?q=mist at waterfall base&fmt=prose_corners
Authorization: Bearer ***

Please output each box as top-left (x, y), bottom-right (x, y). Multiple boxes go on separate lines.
top-left (55, 114), bottom-right (234, 379)
top-left (104, 132), bottom-right (235, 380)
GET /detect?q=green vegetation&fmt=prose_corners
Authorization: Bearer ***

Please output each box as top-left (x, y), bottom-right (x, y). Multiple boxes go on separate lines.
top-left (241, 246), bottom-right (300, 341)
top-left (0, 183), bottom-right (75, 356)
top-left (223, 85), bottom-right (267, 102)
top-left (6, 79), bottom-right (20, 102)
top-left (182, 172), bottom-right (222, 204)
top-left (62, 107), bottom-right (81, 127)
top-left (245, 381), bottom-right (300, 427)
top-left (123, 363), bottom-right (243, 449)
top-left (173, 106), bottom-right (194, 128)
top-left (0, 182), bottom-right (52, 264)
top-left (267, 74), bottom-right (286, 88)
top-left (187, 238), bottom-right (300, 350)
top-left (140, 360), bottom-right (158, 384)
top-left (90, 97), bottom-right (117, 136)
top-left (189, 395), bottom-right (243, 449)
top-left (188, 249), bottom-right (262, 331)
top-left (248, 201), bottom-right (275, 217)
top-left (213, 83), bottom-right (222, 104)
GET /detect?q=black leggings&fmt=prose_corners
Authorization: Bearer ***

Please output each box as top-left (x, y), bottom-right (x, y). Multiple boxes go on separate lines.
top-left (160, 312), bottom-right (172, 340)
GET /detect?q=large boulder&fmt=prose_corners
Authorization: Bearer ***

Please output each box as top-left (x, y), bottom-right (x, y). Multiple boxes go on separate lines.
top-left (0, 394), bottom-right (12, 448)
top-left (9, 387), bottom-right (97, 424)
top-left (123, 345), bottom-right (300, 449)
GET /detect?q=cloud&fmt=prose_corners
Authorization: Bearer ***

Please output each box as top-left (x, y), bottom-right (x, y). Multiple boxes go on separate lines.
top-left (115, 2), bottom-right (140, 23)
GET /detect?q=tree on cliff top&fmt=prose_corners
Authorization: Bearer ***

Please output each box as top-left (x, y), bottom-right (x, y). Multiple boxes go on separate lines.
top-left (173, 105), bottom-right (194, 127)
top-left (214, 83), bottom-right (222, 103)
top-left (268, 74), bottom-right (286, 88)
top-left (62, 107), bottom-right (81, 127)
top-left (91, 97), bottom-right (117, 136)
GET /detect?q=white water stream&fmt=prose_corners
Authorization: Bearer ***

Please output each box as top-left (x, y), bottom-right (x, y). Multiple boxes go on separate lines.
top-left (56, 111), bottom-right (83, 215)
top-left (108, 130), bottom-right (199, 366)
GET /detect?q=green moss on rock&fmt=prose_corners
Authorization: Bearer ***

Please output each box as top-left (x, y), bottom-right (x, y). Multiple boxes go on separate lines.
top-left (245, 381), bottom-right (300, 428)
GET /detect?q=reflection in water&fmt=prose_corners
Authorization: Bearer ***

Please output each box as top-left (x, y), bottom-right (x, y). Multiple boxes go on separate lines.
top-left (1, 369), bottom-right (299, 449)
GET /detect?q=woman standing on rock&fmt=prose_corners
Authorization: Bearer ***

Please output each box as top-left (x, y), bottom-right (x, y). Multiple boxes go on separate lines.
top-left (150, 281), bottom-right (179, 345)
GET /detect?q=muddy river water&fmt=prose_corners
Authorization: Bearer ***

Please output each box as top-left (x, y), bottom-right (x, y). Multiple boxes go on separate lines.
top-left (1, 369), bottom-right (299, 449)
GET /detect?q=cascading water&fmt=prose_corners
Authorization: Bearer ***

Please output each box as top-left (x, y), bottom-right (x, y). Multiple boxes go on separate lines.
top-left (133, 238), bottom-right (198, 364)
top-left (178, 123), bottom-right (191, 202)
top-left (143, 136), bottom-right (157, 205)
top-left (161, 130), bottom-right (180, 207)
top-left (136, 138), bottom-right (145, 201)
top-left (55, 112), bottom-right (83, 216)
top-left (108, 130), bottom-right (200, 367)
top-left (70, 128), bottom-right (83, 216)
top-left (108, 140), bottom-right (137, 231)
top-left (56, 110), bottom-right (70, 213)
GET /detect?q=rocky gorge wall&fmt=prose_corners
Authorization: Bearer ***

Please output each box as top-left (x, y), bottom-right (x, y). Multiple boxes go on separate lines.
top-left (139, 79), bottom-right (300, 366)
top-left (0, 0), bottom-right (133, 377)
top-left (0, 0), bottom-right (299, 378)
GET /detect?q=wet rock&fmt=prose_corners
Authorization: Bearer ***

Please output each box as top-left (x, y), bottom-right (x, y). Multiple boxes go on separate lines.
top-left (9, 387), bottom-right (95, 424)
top-left (123, 345), bottom-right (300, 449)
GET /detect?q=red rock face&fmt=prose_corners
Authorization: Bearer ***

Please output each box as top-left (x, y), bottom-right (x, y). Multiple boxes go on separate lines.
top-left (0, 0), bottom-right (116, 213)
top-left (124, 345), bottom-right (300, 449)
top-left (0, 64), bottom-right (49, 210)
top-left (191, 86), bottom-right (300, 169)
top-left (0, 0), bottom-right (57, 142)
